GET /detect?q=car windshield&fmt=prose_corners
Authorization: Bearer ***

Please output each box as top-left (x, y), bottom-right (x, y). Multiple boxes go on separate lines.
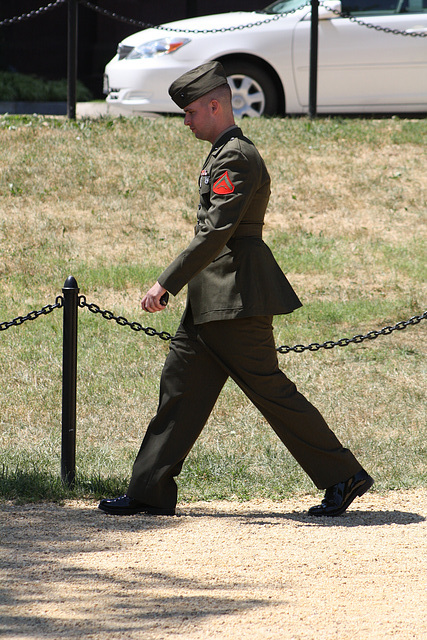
top-left (261, 0), bottom-right (309, 13)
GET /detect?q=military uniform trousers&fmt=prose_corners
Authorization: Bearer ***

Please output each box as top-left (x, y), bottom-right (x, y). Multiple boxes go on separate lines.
top-left (127, 310), bottom-right (362, 510)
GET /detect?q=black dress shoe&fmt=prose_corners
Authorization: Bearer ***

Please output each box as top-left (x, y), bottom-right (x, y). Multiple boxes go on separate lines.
top-left (98, 495), bottom-right (175, 516)
top-left (308, 469), bottom-right (374, 517)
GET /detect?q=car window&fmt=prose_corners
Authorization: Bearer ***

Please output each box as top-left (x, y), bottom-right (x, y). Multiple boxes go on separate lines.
top-left (340, 0), bottom-right (426, 13)
top-left (263, 0), bottom-right (427, 13)
top-left (262, 0), bottom-right (309, 14)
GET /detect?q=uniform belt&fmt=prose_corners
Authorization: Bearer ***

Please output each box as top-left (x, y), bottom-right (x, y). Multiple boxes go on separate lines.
top-left (232, 223), bottom-right (263, 238)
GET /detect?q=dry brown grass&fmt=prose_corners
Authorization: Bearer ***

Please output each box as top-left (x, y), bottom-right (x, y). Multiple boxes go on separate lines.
top-left (0, 114), bottom-right (425, 499)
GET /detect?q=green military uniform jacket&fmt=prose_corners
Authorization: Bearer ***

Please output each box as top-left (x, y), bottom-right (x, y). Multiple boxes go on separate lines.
top-left (159, 126), bottom-right (302, 324)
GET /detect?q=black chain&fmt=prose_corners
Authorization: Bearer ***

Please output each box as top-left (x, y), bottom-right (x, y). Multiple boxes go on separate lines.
top-left (78, 0), bottom-right (309, 33)
top-left (276, 310), bottom-right (427, 354)
top-left (321, 2), bottom-right (427, 37)
top-left (2, 0), bottom-right (424, 38)
top-left (78, 296), bottom-right (426, 353)
top-left (0, 298), bottom-right (63, 332)
top-left (77, 0), bottom-right (427, 38)
top-left (0, 0), bottom-right (66, 27)
top-left (78, 296), bottom-right (173, 341)
top-left (1, 294), bottom-right (425, 351)
top-left (2, 0), bottom-right (425, 38)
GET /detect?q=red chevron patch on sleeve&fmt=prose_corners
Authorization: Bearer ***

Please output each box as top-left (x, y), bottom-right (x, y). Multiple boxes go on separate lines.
top-left (213, 171), bottom-right (235, 195)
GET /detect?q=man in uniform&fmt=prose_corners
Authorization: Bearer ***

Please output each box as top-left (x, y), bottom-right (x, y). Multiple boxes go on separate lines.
top-left (99, 62), bottom-right (373, 518)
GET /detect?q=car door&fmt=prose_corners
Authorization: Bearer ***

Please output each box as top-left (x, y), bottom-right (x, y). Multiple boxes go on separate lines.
top-left (292, 0), bottom-right (427, 110)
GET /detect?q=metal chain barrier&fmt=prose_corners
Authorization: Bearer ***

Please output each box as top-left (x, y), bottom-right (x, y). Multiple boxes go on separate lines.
top-left (1, 285), bottom-right (424, 488)
top-left (2, 0), bottom-right (425, 37)
top-left (78, 0), bottom-right (310, 33)
top-left (77, 0), bottom-right (427, 38)
top-left (0, 0), bottom-right (67, 27)
top-left (0, 298), bottom-right (63, 331)
top-left (276, 310), bottom-right (427, 354)
top-left (320, 1), bottom-right (427, 37)
top-left (78, 295), bottom-right (427, 354)
top-left (78, 295), bottom-right (173, 341)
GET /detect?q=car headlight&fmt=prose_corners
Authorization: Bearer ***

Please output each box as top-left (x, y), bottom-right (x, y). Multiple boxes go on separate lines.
top-left (124, 37), bottom-right (191, 60)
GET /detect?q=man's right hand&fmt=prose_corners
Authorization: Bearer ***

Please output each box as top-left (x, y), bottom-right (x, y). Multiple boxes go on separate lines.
top-left (141, 282), bottom-right (168, 313)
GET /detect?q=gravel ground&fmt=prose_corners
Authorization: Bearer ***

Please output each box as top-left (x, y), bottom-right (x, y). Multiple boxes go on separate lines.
top-left (1, 489), bottom-right (426, 640)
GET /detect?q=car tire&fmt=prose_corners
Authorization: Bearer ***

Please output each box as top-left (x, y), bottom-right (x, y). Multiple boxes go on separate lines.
top-left (221, 60), bottom-right (279, 117)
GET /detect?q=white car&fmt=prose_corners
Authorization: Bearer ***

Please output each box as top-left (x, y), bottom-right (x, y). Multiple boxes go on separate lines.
top-left (104, 0), bottom-right (427, 116)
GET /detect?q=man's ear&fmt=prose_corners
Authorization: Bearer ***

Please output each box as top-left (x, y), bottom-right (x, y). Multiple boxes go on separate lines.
top-left (210, 99), bottom-right (220, 114)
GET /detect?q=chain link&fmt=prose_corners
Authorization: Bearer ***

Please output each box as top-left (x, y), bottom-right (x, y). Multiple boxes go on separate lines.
top-left (276, 311), bottom-right (427, 353)
top-left (320, 2), bottom-right (427, 37)
top-left (0, 297), bottom-right (63, 332)
top-left (2, 0), bottom-right (424, 38)
top-left (78, 296), bottom-right (426, 353)
top-left (78, 296), bottom-right (173, 341)
top-left (1, 294), bottom-right (425, 352)
top-left (79, 0), bottom-right (427, 38)
top-left (78, 0), bottom-right (309, 33)
top-left (0, 0), bottom-right (67, 27)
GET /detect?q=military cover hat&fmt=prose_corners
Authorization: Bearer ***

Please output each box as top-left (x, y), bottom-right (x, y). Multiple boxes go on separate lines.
top-left (168, 61), bottom-right (228, 109)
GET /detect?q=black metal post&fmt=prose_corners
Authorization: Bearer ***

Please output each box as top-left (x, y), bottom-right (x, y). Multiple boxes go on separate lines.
top-left (309, 0), bottom-right (319, 118)
top-left (61, 276), bottom-right (79, 486)
top-left (67, 0), bottom-right (78, 119)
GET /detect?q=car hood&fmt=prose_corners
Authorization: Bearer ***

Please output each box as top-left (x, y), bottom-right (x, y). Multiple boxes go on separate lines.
top-left (120, 11), bottom-right (277, 46)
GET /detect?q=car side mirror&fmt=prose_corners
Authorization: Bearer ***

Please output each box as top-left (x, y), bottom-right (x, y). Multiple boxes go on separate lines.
top-left (302, 1), bottom-right (342, 21)
top-left (318, 0), bottom-right (342, 19)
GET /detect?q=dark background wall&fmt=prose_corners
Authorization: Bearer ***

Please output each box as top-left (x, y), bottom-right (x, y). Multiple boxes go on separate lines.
top-left (0, 1), bottom-right (267, 98)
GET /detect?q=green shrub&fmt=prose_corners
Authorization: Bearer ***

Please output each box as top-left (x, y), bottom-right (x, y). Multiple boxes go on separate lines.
top-left (0, 71), bottom-right (93, 101)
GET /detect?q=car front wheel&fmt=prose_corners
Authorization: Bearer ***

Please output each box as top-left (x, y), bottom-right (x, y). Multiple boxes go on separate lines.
top-left (221, 61), bottom-right (279, 117)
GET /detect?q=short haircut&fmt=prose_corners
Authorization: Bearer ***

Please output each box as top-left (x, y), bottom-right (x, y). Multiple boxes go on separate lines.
top-left (202, 83), bottom-right (232, 105)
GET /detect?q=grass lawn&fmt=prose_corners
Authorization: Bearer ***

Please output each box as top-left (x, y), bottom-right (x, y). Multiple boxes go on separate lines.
top-left (0, 113), bottom-right (426, 502)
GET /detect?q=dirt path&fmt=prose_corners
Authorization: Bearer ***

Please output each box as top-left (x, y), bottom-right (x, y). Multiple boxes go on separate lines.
top-left (1, 489), bottom-right (426, 640)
